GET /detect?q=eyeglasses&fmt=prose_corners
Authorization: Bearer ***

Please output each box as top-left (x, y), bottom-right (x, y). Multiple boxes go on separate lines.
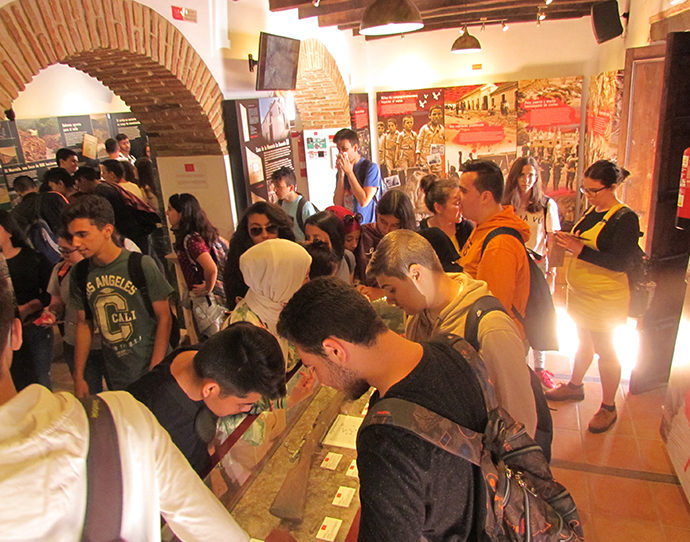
top-left (58, 247), bottom-right (78, 255)
top-left (580, 186), bottom-right (607, 195)
top-left (249, 224), bottom-right (279, 237)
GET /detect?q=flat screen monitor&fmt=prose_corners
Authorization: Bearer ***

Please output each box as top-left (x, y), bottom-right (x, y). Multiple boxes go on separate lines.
top-left (255, 32), bottom-right (300, 91)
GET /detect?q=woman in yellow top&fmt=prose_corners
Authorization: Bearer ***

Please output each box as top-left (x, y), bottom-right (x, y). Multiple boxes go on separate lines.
top-left (546, 160), bottom-right (640, 433)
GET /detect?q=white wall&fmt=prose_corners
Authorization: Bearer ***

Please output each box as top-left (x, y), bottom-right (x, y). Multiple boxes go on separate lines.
top-left (11, 64), bottom-right (129, 119)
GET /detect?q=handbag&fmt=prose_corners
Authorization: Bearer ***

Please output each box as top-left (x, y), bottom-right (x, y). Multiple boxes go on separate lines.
top-left (188, 293), bottom-right (227, 338)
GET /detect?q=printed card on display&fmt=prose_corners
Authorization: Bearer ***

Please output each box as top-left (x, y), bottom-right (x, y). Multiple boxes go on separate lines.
top-left (316, 517), bottom-right (342, 541)
top-left (320, 451), bottom-right (343, 470)
top-left (345, 459), bottom-right (358, 478)
top-left (322, 414), bottom-right (363, 450)
top-left (332, 486), bottom-right (356, 508)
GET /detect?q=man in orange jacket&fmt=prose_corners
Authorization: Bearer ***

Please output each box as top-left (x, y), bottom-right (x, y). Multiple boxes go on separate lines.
top-left (457, 160), bottom-right (531, 339)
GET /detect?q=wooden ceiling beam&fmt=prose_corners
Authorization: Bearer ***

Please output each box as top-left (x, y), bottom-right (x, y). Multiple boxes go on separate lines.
top-left (316, 1), bottom-right (596, 28)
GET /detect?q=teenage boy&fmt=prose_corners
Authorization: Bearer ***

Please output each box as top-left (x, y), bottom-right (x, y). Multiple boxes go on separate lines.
top-left (396, 115), bottom-right (417, 170)
top-left (270, 166), bottom-right (317, 241)
top-left (278, 277), bottom-right (487, 541)
top-left (416, 105), bottom-right (445, 173)
top-left (116, 133), bottom-right (136, 164)
top-left (367, 229), bottom-right (539, 440)
top-left (55, 147), bottom-right (79, 175)
top-left (0, 256), bottom-right (250, 541)
top-left (129, 322), bottom-right (286, 477)
top-left (333, 128), bottom-right (382, 225)
top-left (65, 195), bottom-right (173, 396)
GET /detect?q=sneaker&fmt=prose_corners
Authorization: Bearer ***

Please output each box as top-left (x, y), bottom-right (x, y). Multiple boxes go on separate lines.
top-left (544, 382), bottom-right (585, 402)
top-left (588, 407), bottom-right (617, 433)
top-left (536, 369), bottom-right (556, 389)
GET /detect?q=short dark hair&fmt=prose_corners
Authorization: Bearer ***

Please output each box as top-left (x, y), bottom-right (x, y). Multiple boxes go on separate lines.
top-left (429, 105), bottom-right (443, 115)
top-left (104, 138), bottom-right (118, 154)
top-left (333, 128), bottom-right (359, 147)
top-left (584, 159), bottom-right (629, 188)
top-left (277, 277), bottom-right (387, 356)
top-left (115, 133), bottom-right (129, 142)
top-left (74, 166), bottom-right (100, 182)
top-left (101, 159), bottom-right (124, 179)
top-left (270, 166), bottom-right (296, 187)
top-left (193, 322), bottom-right (286, 399)
top-left (55, 148), bottom-right (77, 165)
top-left (305, 211), bottom-right (345, 260)
top-left (12, 175), bottom-right (36, 193)
top-left (304, 240), bottom-right (339, 279)
top-left (44, 167), bottom-right (75, 189)
top-left (377, 189), bottom-right (415, 230)
top-left (461, 159), bottom-right (504, 202)
top-left (62, 194), bottom-right (115, 229)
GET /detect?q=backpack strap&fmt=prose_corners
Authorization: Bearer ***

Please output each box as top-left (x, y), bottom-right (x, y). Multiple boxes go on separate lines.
top-left (79, 395), bottom-right (123, 542)
top-left (127, 251), bottom-right (155, 319)
top-left (480, 226), bottom-right (524, 257)
top-left (296, 196), bottom-right (307, 234)
top-left (75, 259), bottom-right (92, 320)
top-left (464, 295), bottom-right (507, 351)
top-left (361, 396), bottom-right (483, 466)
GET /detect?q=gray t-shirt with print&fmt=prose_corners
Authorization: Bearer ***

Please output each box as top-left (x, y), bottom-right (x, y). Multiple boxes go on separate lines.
top-left (70, 250), bottom-right (173, 389)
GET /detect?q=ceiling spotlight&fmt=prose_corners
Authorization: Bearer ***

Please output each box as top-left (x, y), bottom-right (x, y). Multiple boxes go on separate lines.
top-left (451, 26), bottom-right (481, 54)
top-left (538, 9), bottom-right (546, 21)
top-left (545, 0), bottom-right (553, 5)
top-left (360, 0), bottom-right (424, 37)
top-left (502, 20), bottom-right (509, 32)
top-left (312, 0), bottom-right (320, 6)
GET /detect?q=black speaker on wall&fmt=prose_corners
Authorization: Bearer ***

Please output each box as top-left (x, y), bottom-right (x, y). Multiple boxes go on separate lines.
top-left (592, 0), bottom-right (624, 43)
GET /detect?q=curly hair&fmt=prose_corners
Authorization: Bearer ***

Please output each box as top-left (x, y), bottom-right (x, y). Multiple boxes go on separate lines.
top-left (223, 201), bottom-right (295, 309)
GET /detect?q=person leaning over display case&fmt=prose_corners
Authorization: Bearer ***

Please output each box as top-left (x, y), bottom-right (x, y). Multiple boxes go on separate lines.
top-left (128, 322), bottom-right (286, 477)
top-left (278, 277), bottom-right (487, 542)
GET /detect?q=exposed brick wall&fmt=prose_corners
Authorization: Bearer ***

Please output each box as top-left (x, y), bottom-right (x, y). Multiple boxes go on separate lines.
top-left (0, 0), bottom-right (225, 156)
top-left (294, 38), bottom-right (350, 130)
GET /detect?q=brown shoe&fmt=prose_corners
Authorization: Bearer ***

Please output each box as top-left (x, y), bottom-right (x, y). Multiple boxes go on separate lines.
top-left (588, 407), bottom-right (617, 433)
top-left (544, 382), bottom-right (585, 402)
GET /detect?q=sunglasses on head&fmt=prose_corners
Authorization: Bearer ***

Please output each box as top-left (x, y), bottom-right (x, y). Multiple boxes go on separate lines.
top-left (343, 213), bottom-right (363, 226)
top-left (249, 224), bottom-right (279, 237)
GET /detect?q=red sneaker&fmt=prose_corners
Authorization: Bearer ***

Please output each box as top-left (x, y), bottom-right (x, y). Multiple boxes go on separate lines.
top-left (536, 369), bottom-right (556, 389)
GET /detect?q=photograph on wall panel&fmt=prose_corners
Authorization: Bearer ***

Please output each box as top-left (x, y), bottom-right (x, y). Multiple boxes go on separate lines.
top-left (376, 87), bottom-right (444, 222)
top-left (517, 76), bottom-right (583, 229)
top-left (349, 93), bottom-right (371, 161)
top-left (444, 82), bottom-right (518, 175)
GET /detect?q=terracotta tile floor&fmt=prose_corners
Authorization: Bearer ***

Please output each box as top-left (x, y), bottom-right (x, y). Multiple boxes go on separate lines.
top-left (545, 349), bottom-right (690, 541)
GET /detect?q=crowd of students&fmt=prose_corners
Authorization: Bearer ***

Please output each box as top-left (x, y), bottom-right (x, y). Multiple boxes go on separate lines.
top-left (0, 126), bottom-right (642, 540)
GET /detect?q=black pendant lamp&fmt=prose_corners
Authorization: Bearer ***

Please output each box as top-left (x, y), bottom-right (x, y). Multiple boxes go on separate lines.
top-left (451, 26), bottom-right (482, 54)
top-left (360, 0), bottom-right (424, 36)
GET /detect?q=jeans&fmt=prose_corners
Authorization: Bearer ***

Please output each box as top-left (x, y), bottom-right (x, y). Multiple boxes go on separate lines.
top-left (11, 323), bottom-right (55, 391)
top-left (62, 343), bottom-right (106, 394)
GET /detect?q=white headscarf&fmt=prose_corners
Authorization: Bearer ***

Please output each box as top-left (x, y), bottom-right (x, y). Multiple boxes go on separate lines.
top-left (239, 238), bottom-right (312, 335)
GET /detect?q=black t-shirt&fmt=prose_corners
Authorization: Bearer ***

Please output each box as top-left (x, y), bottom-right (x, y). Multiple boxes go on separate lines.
top-left (6, 247), bottom-right (52, 309)
top-left (127, 347), bottom-right (215, 477)
top-left (356, 340), bottom-right (489, 542)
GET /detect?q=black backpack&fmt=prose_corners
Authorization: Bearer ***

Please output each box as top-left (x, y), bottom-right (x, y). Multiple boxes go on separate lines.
top-left (481, 227), bottom-right (558, 351)
top-left (74, 252), bottom-right (180, 348)
top-left (25, 195), bottom-right (61, 265)
top-left (360, 334), bottom-right (584, 542)
top-left (463, 295), bottom-right (553, 462)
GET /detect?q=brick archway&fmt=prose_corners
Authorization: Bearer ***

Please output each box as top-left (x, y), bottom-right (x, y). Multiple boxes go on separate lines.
top-left (294, 38), bottom-right (350, 129)
top-left (0, 0), bottom-right (224, 156)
